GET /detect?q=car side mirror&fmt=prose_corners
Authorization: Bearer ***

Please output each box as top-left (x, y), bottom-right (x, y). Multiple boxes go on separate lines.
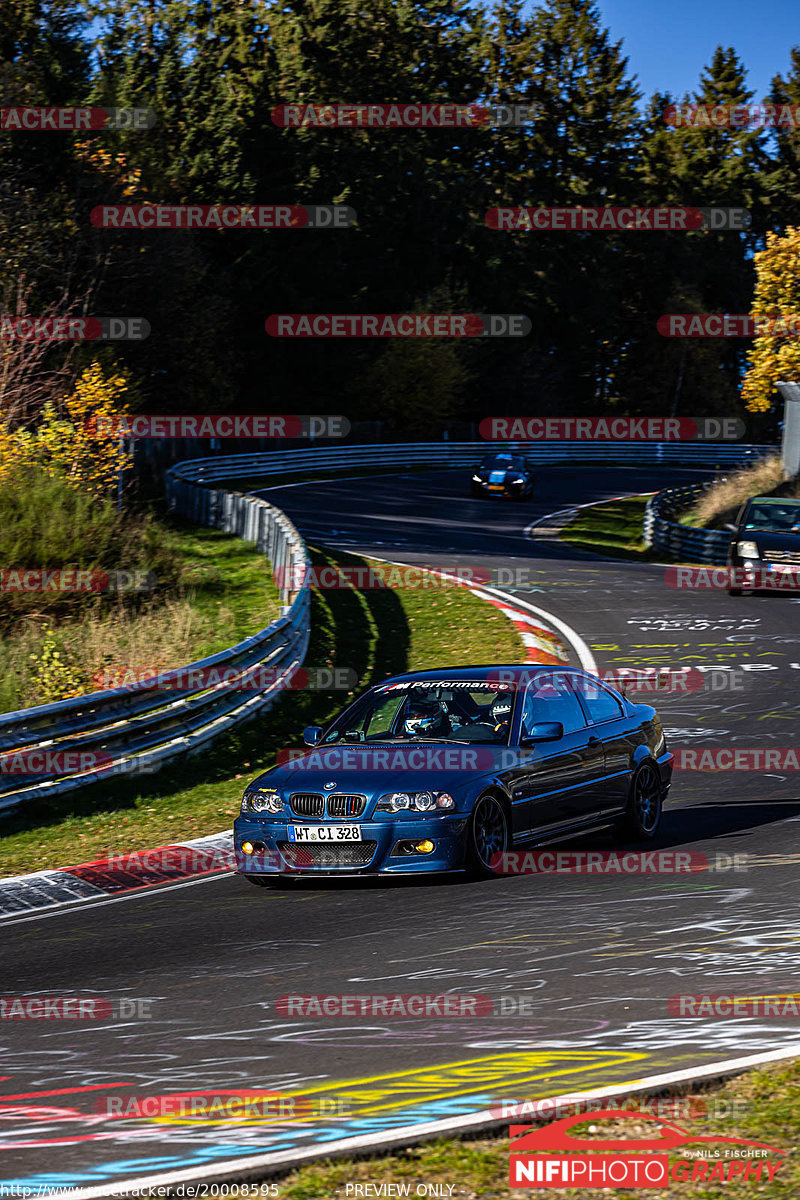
top-left (724, 523), bottom-right (738, 533)
top-left (520, 721), bottom-right (563, 744)
top-left (303, 725), bottom-right (323, 746)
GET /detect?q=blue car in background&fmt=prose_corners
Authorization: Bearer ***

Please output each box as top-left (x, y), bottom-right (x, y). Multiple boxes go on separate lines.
top-left (471, 453), bottom-right (535, 499)
top-left (235, 665), bottom-right (673, 884)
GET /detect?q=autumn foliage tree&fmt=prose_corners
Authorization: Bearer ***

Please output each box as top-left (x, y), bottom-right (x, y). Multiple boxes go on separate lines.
top-left (742, 227), bottom-right (800, 414)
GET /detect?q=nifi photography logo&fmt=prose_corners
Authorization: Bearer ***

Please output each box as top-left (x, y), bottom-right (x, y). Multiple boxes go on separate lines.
top-left (508, 1110), bottom-right (785, 1188)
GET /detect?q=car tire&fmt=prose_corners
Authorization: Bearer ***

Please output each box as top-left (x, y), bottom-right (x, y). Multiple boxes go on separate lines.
top-left (466, 793), bottom-right (509, 878)
top-left (617, 762), bottom-right (663, 841)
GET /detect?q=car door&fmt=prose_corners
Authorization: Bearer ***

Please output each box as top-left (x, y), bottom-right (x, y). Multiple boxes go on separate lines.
top-left (504, 671), bottom-right (605, 838)
top-left (570, 674), bottom-right (632, 813)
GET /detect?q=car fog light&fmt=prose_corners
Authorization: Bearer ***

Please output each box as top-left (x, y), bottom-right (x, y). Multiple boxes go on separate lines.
top-left (415, 840), bottom-right (435, 854)
top-left (241, 841), bottom-right (254, 855)
top-left (437, 793), bottom-right (455, 809)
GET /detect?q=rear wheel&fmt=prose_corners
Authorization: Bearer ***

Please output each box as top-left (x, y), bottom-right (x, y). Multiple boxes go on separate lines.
top-left (618, 762), bottom-right (662, 841)
top-left (467, 794), bottom-right (509, 877)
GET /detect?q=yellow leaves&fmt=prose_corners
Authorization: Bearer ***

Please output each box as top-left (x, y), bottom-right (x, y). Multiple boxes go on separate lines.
top-left (742, 226), bottom-right (800, 413)
top-left (0, 361), bottom-right (133, 499)
top-left (73, 139), bottom-right (144, 198)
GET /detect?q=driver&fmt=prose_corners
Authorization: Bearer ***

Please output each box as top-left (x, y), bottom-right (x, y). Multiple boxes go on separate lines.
top-left (403, 697), bottom-right (451, 738)
top-left (490, 693), bottom-right (513, 735)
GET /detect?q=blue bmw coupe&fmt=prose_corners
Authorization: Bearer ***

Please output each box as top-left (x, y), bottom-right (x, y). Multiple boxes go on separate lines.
top-left (234, 664), bottom-right (673, 883)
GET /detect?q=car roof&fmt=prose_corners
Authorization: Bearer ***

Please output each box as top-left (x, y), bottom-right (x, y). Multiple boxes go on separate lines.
top-left (376, 664), bottom-right (583, 685)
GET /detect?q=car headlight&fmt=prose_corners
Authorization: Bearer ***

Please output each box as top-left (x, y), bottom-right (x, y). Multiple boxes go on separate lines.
top-left (737, 540), bottom-right (759, 559)
top-left (376, 791), bottom-right (455, 813)
top-left (242, 789), bottom-right (283, 814)
top-left (509, 476), bottom-right (524, 484)
top-left (472, 474), bottom-right (483, 482)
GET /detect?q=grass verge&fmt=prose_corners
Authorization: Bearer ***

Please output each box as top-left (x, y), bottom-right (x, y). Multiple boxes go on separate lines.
top-left (0, 518), bottom-right (280, 711)
top-left (0, 545), bottom-right (524, 876)
top-left (681, 455), bottom-right (795, 530)
top-left (274, 1058), bottom-right (799, 1199)
top-left (558, 496), bottom-right (660, 562)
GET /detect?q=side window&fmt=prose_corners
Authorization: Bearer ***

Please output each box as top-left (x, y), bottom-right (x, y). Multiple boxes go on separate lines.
top-left (365, 695), bottom-right (406, 738)
top-left (520, 673), bottom-right (585, 737)
top-left (572, 676), bottom-right (624, 724)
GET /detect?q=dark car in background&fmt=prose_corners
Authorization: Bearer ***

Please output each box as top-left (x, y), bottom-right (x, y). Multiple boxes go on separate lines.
top-left (235, 664), bottom-right (674, 883)
top-left (471, 453), bottom-right (535, 500)
top-left (726, 496), bottom-right (800, 595)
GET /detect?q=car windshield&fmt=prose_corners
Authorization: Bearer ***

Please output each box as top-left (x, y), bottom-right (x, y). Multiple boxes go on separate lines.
top-left (480, 455), bottom-right (525, 472)
top-left (744, 501), bottom-right (800, 533)
top-left (320, 681), bottom-right (516, 745)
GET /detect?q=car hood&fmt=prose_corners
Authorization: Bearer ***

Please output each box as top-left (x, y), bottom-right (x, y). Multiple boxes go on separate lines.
top-left (248, 742), bottom-right (510, 796)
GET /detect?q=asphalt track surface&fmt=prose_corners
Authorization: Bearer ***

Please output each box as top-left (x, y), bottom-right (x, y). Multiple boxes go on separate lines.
top-left (3, 466), bottom-right (800, 1192)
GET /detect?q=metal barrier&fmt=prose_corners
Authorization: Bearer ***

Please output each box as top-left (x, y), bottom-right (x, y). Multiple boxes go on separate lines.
top-left (0, 490), bottom-right (310, 814)
top-left (164, 441), bottom-right (776, 487)
top-left (643, 483), bottom-right (735, 564)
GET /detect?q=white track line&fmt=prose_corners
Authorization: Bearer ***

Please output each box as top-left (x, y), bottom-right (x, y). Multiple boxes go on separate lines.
top-left (66, 1043), bottom-right (800, 1198)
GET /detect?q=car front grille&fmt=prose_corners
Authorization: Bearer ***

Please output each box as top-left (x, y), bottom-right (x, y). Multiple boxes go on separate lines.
top-left (765, 550), bottom-right (800, 564)
top-left (277, 841), bottom-right (377, 869)
top-left (289, 793), bottom-right (325, 819)
top-left (327, 794), bottom-right (366, 818)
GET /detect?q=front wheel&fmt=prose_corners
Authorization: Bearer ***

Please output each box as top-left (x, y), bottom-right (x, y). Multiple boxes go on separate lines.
top-left (617, 762), bottom-right (662, 841)
top-left (467, 794), bottom-right (509, 877)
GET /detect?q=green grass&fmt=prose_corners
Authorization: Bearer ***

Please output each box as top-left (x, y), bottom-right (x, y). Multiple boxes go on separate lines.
top-left (558, 495), bottom-right (660, 561)
top-left (0, 545), bottom-right (524, 876)
top-left (274, 1058), bottom-right (800, 1198)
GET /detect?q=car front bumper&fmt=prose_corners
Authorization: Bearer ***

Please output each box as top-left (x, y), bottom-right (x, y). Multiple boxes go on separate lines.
top-left (234, 813), bottom-right (470, 876)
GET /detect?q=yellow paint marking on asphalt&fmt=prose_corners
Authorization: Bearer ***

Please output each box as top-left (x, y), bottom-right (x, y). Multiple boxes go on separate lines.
top-left (150, 1049), bottom-right (646, 1125)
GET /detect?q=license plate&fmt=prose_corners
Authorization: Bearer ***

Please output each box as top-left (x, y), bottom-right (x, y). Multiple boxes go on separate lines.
top-left (288, 825), bottom-right (362, 842)
top-left (489, 484), bottom-right (504, 491)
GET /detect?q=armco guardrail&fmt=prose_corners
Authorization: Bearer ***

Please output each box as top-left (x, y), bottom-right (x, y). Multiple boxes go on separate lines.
top-left (162, 441), bottom-right (776, 486)
top-left (643, 483), bottom-right (734, 564)
top-left (0, 491), bottom-right (310, 814)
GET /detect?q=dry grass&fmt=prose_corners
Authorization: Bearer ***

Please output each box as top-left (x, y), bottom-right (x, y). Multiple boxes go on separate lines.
top-left (0, 595), bottom-right (237, 711)
top-left (684, 456), bottom-right (799, 529)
